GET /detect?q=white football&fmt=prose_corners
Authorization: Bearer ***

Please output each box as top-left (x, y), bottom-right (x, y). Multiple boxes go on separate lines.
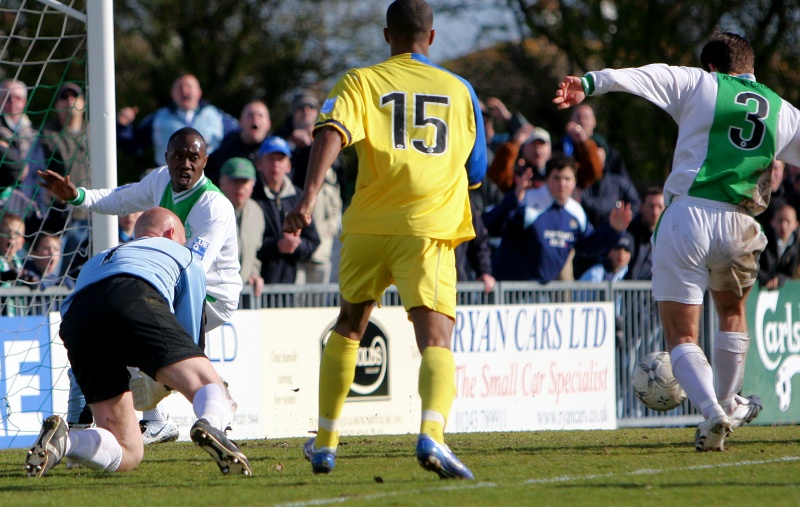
top-left (633, 351), bottom-right (687, 411)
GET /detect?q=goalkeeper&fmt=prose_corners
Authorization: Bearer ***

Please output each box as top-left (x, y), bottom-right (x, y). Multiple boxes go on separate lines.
top-left (25, 207), bottom-right (250, 477)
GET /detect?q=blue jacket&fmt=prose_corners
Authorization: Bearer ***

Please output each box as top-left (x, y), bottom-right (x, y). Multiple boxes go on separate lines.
top-left (484, 186), bottom-right (621, 283)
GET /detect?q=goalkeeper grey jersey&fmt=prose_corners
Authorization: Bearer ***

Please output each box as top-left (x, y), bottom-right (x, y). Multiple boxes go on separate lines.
top-left (583, 64), bottom-right (800, 215)
top-left (61, 237), bottom-right (206, 342)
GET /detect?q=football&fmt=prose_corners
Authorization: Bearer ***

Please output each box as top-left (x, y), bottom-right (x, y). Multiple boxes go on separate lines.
top-left (633, 351), bottom-right (687, 411)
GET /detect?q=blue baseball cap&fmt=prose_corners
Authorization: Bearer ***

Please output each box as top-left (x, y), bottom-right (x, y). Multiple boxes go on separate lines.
top-left (258, 136), bottom-right (292, 158)
top-left (613, 232), bottom-right (634, 253)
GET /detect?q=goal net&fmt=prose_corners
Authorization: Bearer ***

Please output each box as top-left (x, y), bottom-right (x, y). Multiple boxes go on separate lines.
top-left (0, 0), bottom-right (90, 448)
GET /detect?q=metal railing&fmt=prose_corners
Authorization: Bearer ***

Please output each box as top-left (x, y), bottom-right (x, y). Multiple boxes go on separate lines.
top-left (2, 280), bottom-right (714, 426)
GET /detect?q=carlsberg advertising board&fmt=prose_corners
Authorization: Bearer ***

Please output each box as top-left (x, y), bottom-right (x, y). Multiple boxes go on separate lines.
top-left (747, 282), bottom-right (800, 424)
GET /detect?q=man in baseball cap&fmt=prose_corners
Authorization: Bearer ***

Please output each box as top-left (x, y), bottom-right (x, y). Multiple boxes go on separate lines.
top-left (257, 136), bottom-right (292, 159)
top-left (253, 136), bottom-right (320, 284)
top-left (579, 231), bottom-right (634, 283)
top-left (57, 82), bottom-right (83, 100)
top-left (218, 157), bottom-right (265, 299)
top-left (220, 157), bottom-right (256, 181)
top-left (291, 90), bottom-right (320, 112)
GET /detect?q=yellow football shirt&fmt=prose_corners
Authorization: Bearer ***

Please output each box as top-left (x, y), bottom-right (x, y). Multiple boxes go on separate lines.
top-left (315, 52), bottom-right (487, 247)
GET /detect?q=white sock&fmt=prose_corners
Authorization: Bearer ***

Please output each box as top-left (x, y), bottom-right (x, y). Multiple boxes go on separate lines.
top-left (192, 383), bottom-right (232, 431)
top-left (142, 405), bottom-right (168, 422)
top-left (65, 427), bottom-right (122, 472)
top-left (714, 331), bottom-right (749, 415)
top-left (671, 343), bottom-right (723, 420)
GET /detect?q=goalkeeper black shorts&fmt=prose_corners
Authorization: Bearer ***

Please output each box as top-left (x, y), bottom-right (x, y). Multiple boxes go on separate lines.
top-left (60, 275), bottom-right (206, 404)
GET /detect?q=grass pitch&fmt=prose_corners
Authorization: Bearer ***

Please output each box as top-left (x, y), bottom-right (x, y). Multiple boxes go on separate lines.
top-left (1, 426), bottom-right (798, 506)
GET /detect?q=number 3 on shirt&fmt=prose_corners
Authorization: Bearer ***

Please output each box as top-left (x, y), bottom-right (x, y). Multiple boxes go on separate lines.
top-left (382, 92), bottom-right (449, 155)
top-left (729, 91), bottom-right (768, 150)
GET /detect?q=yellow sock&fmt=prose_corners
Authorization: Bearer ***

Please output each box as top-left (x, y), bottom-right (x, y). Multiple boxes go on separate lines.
top-left (418, 346), bottom-right (456, 444)
top-left (316, 331), bottom-right (359, 449)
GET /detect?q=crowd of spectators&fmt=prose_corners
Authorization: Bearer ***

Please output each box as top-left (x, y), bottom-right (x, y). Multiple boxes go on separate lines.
top-left (5, 76), bottom-right (800, 317)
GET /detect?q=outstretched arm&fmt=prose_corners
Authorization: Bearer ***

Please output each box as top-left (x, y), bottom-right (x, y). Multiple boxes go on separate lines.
top-left (552, 76), bottom-right (586, 110)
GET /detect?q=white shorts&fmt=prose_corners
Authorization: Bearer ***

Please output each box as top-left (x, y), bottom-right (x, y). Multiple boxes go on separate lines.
top-left (652, 197), bottom-right (767, 305)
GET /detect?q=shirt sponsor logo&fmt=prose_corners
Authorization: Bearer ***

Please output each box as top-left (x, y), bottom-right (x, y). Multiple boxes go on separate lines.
top-left (321, 98), bottom-right (336, 114)
top-left (190, 237), bottom-right (209, 259)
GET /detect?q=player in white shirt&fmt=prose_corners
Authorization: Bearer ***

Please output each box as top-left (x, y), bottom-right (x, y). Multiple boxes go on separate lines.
top-left (554, 32), bottom-right (800, 451)
top-left (39, 127), bottom-right (242, 444)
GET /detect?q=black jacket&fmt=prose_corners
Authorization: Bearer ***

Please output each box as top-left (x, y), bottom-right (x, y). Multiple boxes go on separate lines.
top-left (255, 177), bottom-right (320, 284)
top-left (758, 230), bottom-right (800, 289)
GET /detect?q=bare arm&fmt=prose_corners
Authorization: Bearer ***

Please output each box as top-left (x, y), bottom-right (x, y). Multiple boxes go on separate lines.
top-left (283, 126), bottom-right (344, 234)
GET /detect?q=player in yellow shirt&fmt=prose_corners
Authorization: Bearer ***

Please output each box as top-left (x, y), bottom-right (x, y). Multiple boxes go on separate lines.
top-left (284, 0), bottom-right (486, 480)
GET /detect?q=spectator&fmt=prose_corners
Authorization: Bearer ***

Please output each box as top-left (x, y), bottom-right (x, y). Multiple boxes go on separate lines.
top-left (0, 213), bottom-right (26, 316)
top-left (490, 123), bottom-right (601, 196)
top-left (470, 97), bottom-right (528, 214)
top-left (562, 103), bottom-right (630, 179)
top-left (579, 231), bottom-right (634, 283)
top-left (487, 125), bottom-right (546, 192)
top-left (1, 141), bottom-right (41, 231)
top-left (0, 79), bottom-right (48, 218)
top-left (253, 136), bottom-right (319, 284)
top-left (296, 165), bottom-right (341, 285)
top-left (456, 197), bottom-right (495, 293)
top-left (578, 231), bottom-right (634, 352)
top-left (218, 157), bottom-right (265, 298)
top-left (572, 133), bottom-right (641, 276)
top-left (39, 83), bottom-right (89, 187)
top-left (118, 211), bottom-right (143, 243)
top-left (270, 90), bottom-right (348, 211)
top-left (483, 154), bottom-right (631, 283)
top-left (0, 213), bottom-right (25, 283)
top-left (38, 83), bottom-right (91, 270)
top-left (561, 118), bottom-right (604, 189)
top-left (759, 199), bottom-right (800, 290)
top-left (0, 79), bottom-right (37, 182)
top-left (575, 132), bottom-right (641, 228)
top-left (626, 186), bottom-right (665, 280)
top-left (756, 159), bottom-right (787, 231)
top-left (482, 96), bottom-right (529, 165)
top-left (205, 100), bottom-right (272, 186)
top-left (117, 73), bottom-right (239, 165)
top-left (274, 90), bottom-right (320, 191)
top-left (20, 232), bottom-right (74, 290)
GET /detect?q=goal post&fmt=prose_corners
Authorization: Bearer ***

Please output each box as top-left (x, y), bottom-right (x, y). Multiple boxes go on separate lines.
top-left (85, 0), bottom-right (117, 254)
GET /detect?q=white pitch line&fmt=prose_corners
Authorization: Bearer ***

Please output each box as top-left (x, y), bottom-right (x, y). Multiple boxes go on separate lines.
top-left (525, 455), bottom-right (800, 484)
top-left (276, 455), bottom-right (800, 507)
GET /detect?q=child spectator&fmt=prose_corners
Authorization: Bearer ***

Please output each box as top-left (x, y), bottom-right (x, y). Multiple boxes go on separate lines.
top-left (579, 232), bottom-right (634, 283)
top-left (21, 232), bottom-right (74, 290)
top-left (759, 199), bottom-right (800, 290)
